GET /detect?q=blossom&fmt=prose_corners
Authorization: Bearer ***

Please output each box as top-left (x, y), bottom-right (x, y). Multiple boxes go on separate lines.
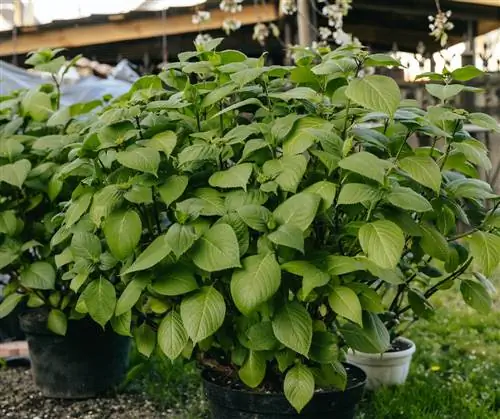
top-left (281, 0), bottom-right (297, 15)
top-left (429, 10), bottom-right (454, 47)
top-left (222, 18), bottom-right (241, 34)
top-left (219, 0), bottom-right (243, 14)
top-left (194, 33), bottom-right (213, 48)
top-left (253, 22), bottom-right (269, 46)
top-left (191, 10), bottom-right (211, 25)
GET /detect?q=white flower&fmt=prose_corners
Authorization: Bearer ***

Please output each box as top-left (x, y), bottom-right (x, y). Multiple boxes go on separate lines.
top-left (192, 10), bottom-right (211, 25)
top-left (281, 0), bottom-right (297, 15)
top-left (429, 10), bottom-right (454, 47)
top-left (319, 26), bottom-right (332, 41)
top-left (253, 22), bottom-right (270, 46)
top-left (269, 23), bottom-right (280, 38)
top-left (194, 33), bottom-right (213, 48)
top-left (219, 0), bottom-right (243, 14)
top-left (222, 18), bottom-right (241, 34)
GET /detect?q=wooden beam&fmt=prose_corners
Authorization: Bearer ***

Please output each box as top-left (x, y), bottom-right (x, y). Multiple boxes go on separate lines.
top-left (0, 4), bottom-right (278, 57)
top-left (453, 0), bottom-right (500, 6)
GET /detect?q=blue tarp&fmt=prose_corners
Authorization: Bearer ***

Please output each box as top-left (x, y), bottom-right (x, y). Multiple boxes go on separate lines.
top-left (0, 60), bottom-right (132, 106)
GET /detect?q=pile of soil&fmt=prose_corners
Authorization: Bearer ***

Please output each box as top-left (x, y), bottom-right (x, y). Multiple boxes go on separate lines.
top-left (0, 367), bottom-right (173, 419)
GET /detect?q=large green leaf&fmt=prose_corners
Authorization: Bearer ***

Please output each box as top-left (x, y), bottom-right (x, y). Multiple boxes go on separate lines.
top-left (122, 234), bottom-right (171, 275)
top-left (165, 223), bottom-right (198, 258)
top-left (239, 350), bottom-right (266, 388)
top-left (104, 210), bottom-right (142, 260)
top-left (246, 321), bottom-right (279, 351)
top-left (268, 224), bottom-right (304, 253)
top-left (399, 156), bottom-right (441, 192)
top-left (262, 155), bottom-right (307, 193)
top-left (21, 90), bottom-right (52, 121)
top-left (64, 192), bottom-right (93, 227)
top-left (158, 175), bottom-right (189, 206)
top-left (420, 224), bottom-right (449, 261)
top-left (152, 266), bottom-right (198, 296)
top-left (0, 293), bottom-right (25, 319)
top-left (146, 131), bottom-right (177, 156)
top-left (340, 312), bottom-right (390, 353)
top-left (158, 311), bottom-right (188, 360)
top-left (339, 152), bottom-right (391, 184)
top-left (82, 278), bottom-right (116, 328)
top-left (304, 181), bottom-right (336, 211)
top-left (281, 260), bottom-right (330, 297)
top-left (284, 364), bottom-right (315, 413)
top-left (0, 138), bottom-right (24, 160)
top-left (209, 163), bottom-right (253, 190)
top-left (110, 311), bottom-right (132, 337)
top-left (467, 231), bottom-right (500, 276)
top-left (231, 253), bottom-right (281, 315)
top-left (345, 75), bottom-right (401, 117)
top-left (309, 331), bottom-right (338, 364)
top-left (237, 205), bottom-right (272, 232)
top-left (469, 112), bottom-right (500, 133)
top-left (180, 286), bottom-right (226, 343)
top-left (20, 262), bottom-right (55, 290)
top-left (0, 211), bottom-right (17, 236)
top-left (191, 223), bottom-right (240, 272)
top-left (337, 183), bottom-right (381, 205)
top-left (71, 232), bottom-right (101, 262)
top-left (201, 82), bottom-right (237, 108)
top-left (0, 159), bottom-right (31, 188)
top-left (358, 220), bottom-right (405, 269)
top-left (425, 84), bottom-right (465, 101)
top-left (328, 286), bottom-right (363, 326)
top-left (115, 275), bottom-right (150, 316)
top-left (273, 192), bottom-right (321, 232)
top-left (282, 117), bottom-right (330, 155)
top-left (116, 147), bottom-right (160, 176)
top-left (134, 323), bottom-right (156, 357)
top-left (89, 185), bottom-right (123, 227)
top-left (326, 255), bottom-right (365, 276)
top-left (387, 186), bottom-right (432, 212)
top-left (460, 279), bottom-right (492, 313)
top-left (272, 301), bottom-right (312, 356)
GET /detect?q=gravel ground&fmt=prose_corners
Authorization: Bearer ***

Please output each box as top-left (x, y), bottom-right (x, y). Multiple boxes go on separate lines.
top-left (0, 367), bottom-right (178, 419)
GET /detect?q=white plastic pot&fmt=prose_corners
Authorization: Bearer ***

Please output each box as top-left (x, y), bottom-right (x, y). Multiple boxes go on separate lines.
top-left (346, 337), bottom-right (416, 390)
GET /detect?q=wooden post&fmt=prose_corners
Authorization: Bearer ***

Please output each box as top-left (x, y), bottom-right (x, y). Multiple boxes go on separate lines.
top-left (297, 0), bottom-right (311, 46)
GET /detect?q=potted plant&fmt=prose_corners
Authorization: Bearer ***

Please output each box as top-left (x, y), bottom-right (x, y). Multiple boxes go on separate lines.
top-left (344, 65), bottom-right (500, 389)
top-left (0, 49), bottom-right (130, 398)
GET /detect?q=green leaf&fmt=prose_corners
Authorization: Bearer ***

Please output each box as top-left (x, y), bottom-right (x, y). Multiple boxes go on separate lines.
top-left (451, 65), bottom-right (484, 82)
top-left (110, 311), bottom-right (132, 337)
top-left (359, 220), bottom-right (405, 269)
top-left (122, 234), bottom-right (171, 275)
top-left (71, 232), bottom-right (101, 261)
top-left (21, 90), bottom-right (52, 121)
top-left (117, 147), bottom-right (160, 176)
top-left (20, 262), bottom-right (55, 290)
top-left (48, 309), bottom-right (67, 336)
top-left (89, 185), bottom-right (123, 227)
top-left (104, 210), bottom-right (142, 260)
top-left (364, 53), bottom-right (402, 67)
top-left (152, 266), bottom-right (198, 296)
top-left (201, 82), bottom-right (237, 108)
top-left (268, 224), bottom-right (304, 253)
top-left (165, 223), bottom-right (198, 259)
top-left (262, 155), bottom-right (307, 193)
top-left (240, 139), bottom-right (269, 162)
top-left (146, 131), bottom-right (177, 156)
top-left (272, 301), bottom-right (312, 356)
top-left (284, 364), bottom-right (315, 413)
top-left (231, 253), bottom-right (281, 315)
top-left (269, 87), bottom-right (319, 102)
top-left (313, 362), bottom-right (347, 390)
top-left (340, 312), bottom-right (390, 353)
top-left (453, 140), bottom-right (491, 170)
top-left (426, 84), bottom-right (465, 101)
top-left (399, 156), bottom-right (442, 192)
top-left (339, 152), bottom-right (391, 184)
top-left (0, 159), bottom-right (31, 188)
top-left (115, 275), bottom-right (150, 316)
top-left (460, 279), bottom-right (492, 314)
top-left (134, 323), bottom-right (156, 357)
top-left (345, 75), bottom-right (401, 117)
top-left (158, 175), bottom-right (189, 206)
top-left (358, 288), bottom-right (385, 313)
top-left (246, 321), bottom-right (278, 351)
top-left (209, 163), bottom-right (253, 190)
top-left (408, 289), bottom-right (434, 319)
top-left (180, 287), bottom-right (226, 343)
top-left (337, 183), bottom-right (381, 205)
top-left (0, 211), bottom-right (17, 236)
top-left (158, 311), bottom-right (188, 360)
top-left (281, 261), bottom-right (330, 297)
top-left (420, 224), bottom-right (449, 261)
top-left (304, 181), bottom-right (336, 211)
top-left (124, 185), bottom-right (153, 204)
top-left (469, 112), bottom-right (500, 133)
top-left (328, 286), bottom-right (363, 326)
top-left (0, 138), bottom-right (24, 160)
top-left (230, 68), bottom-right (264, 86)
top-left (239, 351), bottom-right (266, 388)
top-left (191, 224), bottom-right (240, 272)
top-left (282, 117), bottom-right (330, 155)
top-left (387, 186), bottom-right (433, 212)
top-left (0, 293), bottom-right (25, 319)
top-left (211, 98), bottom-right (266, 119)
top-left (237, 205), bottom-right (272, 232)
top-left (64, 192), bottom-right (93, 227)
top-left (273, 192), bottom-right (321, 232)
top-left (310, 331), bottom-right (338, 363)
top-left (468, 231), bottom-right (500, 276)
top-left (82, 278), bottom-right (116, 328)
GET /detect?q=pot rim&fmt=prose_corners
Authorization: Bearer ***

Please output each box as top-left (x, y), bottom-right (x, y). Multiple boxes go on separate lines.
top-left (202, 362), bottom-right (367, 397)
top-left (347, 336), bottom-right (416, 360)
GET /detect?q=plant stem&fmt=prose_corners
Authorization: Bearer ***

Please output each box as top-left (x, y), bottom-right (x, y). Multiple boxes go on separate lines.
top-left (51, 74), bottom-right (61, 110)
top-left (342, 100), bottom-right (351, 141)
top-left (152, 189), bottom-right (162, 234)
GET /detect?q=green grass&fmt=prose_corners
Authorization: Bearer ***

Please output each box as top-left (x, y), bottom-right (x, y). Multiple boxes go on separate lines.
top-left (131, 288), bottom-right (500, 418)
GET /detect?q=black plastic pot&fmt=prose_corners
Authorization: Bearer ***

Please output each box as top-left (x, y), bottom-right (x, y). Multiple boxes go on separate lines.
top-left (19, 309), bottom-right (130, 399)
top-left (202, 363), bottom-right (367, 418)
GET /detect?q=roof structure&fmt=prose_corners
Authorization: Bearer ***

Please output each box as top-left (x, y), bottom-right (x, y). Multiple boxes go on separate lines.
top-left (0, 0), bottom-right (497, 63)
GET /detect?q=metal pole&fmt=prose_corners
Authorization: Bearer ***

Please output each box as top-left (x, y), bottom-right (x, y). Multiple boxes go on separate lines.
top-left (297, 0), bottom-right (311, 46)
top-left (161, 9), bottom-right (168, 64)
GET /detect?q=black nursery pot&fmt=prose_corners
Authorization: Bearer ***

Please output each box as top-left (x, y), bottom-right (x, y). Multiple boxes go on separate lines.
top-left (203, 363), bottom-right (367, 419)
top-left (19, 309), bottom-right (130, 399)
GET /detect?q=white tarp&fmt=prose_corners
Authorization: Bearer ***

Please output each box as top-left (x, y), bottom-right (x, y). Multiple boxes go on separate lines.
top-left (0, 60), bottom-right (133, 106)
